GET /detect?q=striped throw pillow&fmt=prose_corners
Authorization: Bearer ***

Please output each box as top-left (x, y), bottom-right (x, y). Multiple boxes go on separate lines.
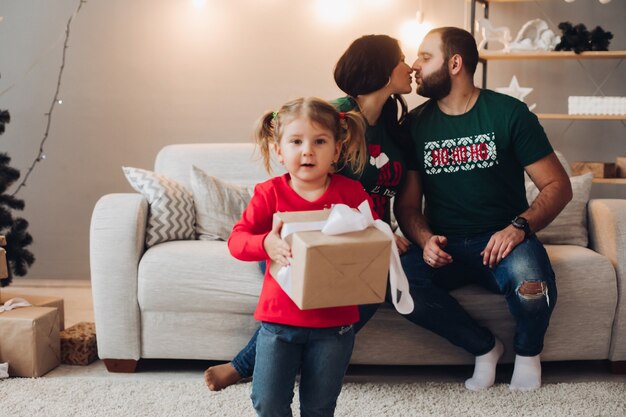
top-left (123, 167), bottom-right (195, 247)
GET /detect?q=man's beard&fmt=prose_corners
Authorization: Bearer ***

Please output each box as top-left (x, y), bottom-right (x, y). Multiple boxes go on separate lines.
top-left (417, 63), bottom-right (451, 100)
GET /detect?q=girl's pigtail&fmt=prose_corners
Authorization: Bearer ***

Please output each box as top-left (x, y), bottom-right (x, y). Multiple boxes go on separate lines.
top-left (253, 111), bottom-right (277, 174)
top-left (339, 111), bottom-right (367, 175)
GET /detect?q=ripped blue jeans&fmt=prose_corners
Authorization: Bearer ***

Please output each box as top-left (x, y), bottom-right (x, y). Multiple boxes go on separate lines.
top-left (405, 232), bottom-right (557, 357)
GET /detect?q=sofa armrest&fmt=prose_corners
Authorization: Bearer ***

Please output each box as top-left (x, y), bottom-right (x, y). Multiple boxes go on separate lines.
top-left (90, 193), bottom-right (148, 361)
top-left (588, 199), bottom-right (626, 362)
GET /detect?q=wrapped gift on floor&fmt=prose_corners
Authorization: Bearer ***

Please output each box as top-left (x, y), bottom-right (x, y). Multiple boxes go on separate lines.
top-left (269, 205), bottom-right (392, 310)
top-left (1, 292), bottom-right (65, 330)
top-left (0, 247), bottom-right (8, 280)
top-left (0, 306), bottom-right (61, 377)
top-left (60, 322), bottom-right (98, 365)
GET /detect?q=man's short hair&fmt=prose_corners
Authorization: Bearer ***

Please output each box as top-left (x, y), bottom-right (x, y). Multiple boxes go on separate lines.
top-left (429, 27), bottom-right (479, 76)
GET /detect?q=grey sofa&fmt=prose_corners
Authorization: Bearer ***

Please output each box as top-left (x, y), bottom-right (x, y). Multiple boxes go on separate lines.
top-left (90, 143), bottom-right (626, 373)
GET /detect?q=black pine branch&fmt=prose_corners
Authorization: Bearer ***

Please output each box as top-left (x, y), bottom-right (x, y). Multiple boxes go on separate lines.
top-left (0, 194), bottom-right (26, 211)
top-left (0, 154), bottom-right (21, 195)
top-left (0, 106), bottom-right (36, 284)
top-left (0, 208), bottom-right (13, 226)
top-left (6, 218), bottom-right (35, 277)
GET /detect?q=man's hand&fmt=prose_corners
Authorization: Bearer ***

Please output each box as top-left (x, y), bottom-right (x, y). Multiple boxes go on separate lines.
top-left (480, 225), bottom-right (525, 268)
top-left (394, 234), bottom-right (411, 255)
top-left (423, 235), bottom-right (452, 268)
top-left (263, 219), bottom-right (291, 266)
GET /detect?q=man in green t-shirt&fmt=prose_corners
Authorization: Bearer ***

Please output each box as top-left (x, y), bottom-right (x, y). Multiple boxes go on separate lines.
top-left (396, 27), bottom-right (572, 391)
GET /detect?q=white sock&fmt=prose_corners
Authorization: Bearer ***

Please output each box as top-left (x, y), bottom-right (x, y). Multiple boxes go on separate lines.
top-left (464, 338), bottom-right (504, 391)
top-left (509, 354), bottom-right (541, 391)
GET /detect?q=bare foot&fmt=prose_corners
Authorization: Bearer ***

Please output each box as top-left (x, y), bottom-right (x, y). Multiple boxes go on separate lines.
top-left (204, 362), bottom-right (242, 391)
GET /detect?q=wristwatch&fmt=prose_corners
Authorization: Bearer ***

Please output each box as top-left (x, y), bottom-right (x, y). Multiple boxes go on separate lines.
top-left (511, 216), bottom-right (532, 238)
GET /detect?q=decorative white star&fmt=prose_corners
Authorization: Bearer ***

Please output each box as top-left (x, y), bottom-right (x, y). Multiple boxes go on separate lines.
top-left (495, 76), bottom-right (536, 111)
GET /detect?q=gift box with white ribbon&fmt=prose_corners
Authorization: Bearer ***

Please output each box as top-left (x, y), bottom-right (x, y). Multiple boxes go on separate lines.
top-left (269, 201), bottom-right (414, 314)
top-left (1, 292), bottom-right (64, 330)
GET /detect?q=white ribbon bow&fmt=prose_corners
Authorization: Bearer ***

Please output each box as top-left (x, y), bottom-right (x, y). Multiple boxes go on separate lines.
top-left (277, 201), bottom-right (414, 314)
top-left (0, 297), bottom-right (32, 313)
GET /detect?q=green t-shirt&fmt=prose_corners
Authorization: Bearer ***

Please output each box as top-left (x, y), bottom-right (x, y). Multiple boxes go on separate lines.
top-left (333, 96), bottom-right (417, 224)
top-left (408, 89), bottom-right (553, 236)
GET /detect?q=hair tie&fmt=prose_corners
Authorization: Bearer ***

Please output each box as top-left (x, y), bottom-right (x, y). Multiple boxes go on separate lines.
top-left (339, 112), bottom-right (346, 120)
top-left (272, 111), bottom-right (278, 120)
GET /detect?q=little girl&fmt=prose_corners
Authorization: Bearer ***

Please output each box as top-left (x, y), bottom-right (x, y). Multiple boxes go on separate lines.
top-left (228, 97), bottom-right (374, 417)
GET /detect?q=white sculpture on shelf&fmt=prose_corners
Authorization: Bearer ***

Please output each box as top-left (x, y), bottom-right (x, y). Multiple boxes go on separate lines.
top-left (509, 19), bottom-right (560, 51)
top-left (477, 18), bottom-right (511, 52)
top-left (495, 76), bottom-right (537, 111)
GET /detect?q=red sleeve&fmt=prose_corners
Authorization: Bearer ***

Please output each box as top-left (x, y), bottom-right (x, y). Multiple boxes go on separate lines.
top-left (227, 183), bottom-right (273, 261)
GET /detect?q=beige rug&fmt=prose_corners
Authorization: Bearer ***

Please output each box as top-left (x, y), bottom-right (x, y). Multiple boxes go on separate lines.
top-left (1, 371), bottom-right (625, 417)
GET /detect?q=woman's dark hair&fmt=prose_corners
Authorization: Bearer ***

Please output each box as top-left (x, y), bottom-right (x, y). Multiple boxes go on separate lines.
top-left (334, 34), bottom-right (401, 98)
top-left (333, 34), bottom-right (408, 143)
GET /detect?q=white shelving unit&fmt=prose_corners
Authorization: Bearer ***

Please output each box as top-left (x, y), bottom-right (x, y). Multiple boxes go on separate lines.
top-left (472, 0), bottom-right (626, 185)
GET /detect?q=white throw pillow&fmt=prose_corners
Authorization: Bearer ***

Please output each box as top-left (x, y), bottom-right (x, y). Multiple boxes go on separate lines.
top-left (190, 166), bottom-right (253, 241)
top-left (526, 172), bottom-right (593, 247)
top-left (123, 167), bottom-right (196, 247)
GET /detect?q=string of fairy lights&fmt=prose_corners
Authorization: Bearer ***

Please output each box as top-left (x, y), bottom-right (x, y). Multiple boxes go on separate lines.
top-left (6, 0), bottom-right (86, 197)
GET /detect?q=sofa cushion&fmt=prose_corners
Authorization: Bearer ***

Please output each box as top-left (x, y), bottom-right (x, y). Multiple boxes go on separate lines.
top-left (123, 167), bottom-right (195, 247)
top-left (190, 166), bottom-right (252, 241)
top-left (154, 143), bottom-right (283, 189)
top-left (137, 240), bottom-right (262, 314)
top-left (526, 172), bottom-right (593, 247)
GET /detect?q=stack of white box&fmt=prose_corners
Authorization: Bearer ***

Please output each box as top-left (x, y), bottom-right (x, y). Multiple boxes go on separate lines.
top-left (568, 96), bottom-right (626, 115)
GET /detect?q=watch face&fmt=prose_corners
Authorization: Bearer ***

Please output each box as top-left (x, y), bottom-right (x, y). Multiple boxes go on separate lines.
top-left (512, 216), bottom-right (530, 236)
top-left (513, 216), bottom-right (527, 227)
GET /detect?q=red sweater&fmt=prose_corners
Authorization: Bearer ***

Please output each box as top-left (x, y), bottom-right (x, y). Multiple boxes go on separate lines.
top-left (228, 173), bottom-right (376, 328)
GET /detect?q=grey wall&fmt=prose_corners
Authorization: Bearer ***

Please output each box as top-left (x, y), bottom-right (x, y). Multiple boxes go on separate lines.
top-left (0, 0), bottom-right (624, 281)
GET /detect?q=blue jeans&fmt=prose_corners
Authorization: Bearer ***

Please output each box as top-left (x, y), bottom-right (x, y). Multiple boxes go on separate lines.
top-left (233, 233), bottom-right (555, 377)
top-left (251, 322), bottom-right (354, 417)
top-left (392, 233), bottom-right (555, 357)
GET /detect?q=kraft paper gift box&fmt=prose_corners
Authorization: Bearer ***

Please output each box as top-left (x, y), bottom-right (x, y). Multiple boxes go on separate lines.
top-left (269, 209), bottom-right (391, 310)
top-left (0, 247), bottom-right (8, 280)
top-left (60, 322), bottom-right (98, 365)
top-left (0, 306), bottom-right (61, 377)
top-left (1, 292), bottom-right (65, 330)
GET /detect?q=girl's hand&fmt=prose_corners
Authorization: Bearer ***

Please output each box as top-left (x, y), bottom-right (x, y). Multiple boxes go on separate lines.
top-left (394, 234), bottom-right (410, 255)
top-left (263, 219), bottom-right (291, 266)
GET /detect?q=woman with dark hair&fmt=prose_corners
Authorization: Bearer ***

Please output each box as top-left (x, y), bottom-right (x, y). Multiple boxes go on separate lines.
top-left (205, 34), bottom-right (419, 392)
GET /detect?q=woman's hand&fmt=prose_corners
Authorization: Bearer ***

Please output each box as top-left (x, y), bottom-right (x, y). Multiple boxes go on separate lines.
top-left (394, 234), bottom-right (410, 255)
top-left (263, 219), bottom-right (291, 266)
